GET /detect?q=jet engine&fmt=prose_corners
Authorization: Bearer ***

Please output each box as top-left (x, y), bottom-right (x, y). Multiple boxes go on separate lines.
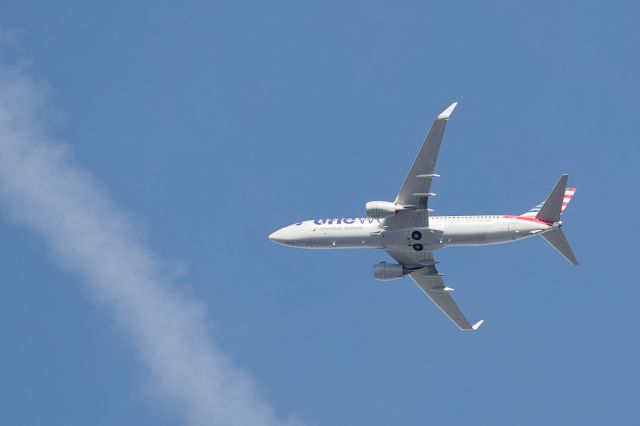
top-left (365, 201), bottom-right (403, 218)
top-left (373, 261), bottom-right (407, 281)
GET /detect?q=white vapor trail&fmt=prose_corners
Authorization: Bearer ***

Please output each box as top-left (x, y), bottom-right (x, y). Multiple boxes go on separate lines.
top-left (0, 61), bottom-right (298, 425)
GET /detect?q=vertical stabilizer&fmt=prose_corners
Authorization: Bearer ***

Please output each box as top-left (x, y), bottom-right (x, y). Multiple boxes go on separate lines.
top-left (522, 187), bottom-right (576, 217)
top-left (536, 175), bottom-right (568, 223)
top-left (541, 228), bottom-right (578, 265)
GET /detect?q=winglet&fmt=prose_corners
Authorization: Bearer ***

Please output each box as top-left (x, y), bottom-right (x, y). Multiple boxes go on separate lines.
top-left (437, 102), bottom-right (458, 120)
top-left (471, 320), bottom-right (485, 331)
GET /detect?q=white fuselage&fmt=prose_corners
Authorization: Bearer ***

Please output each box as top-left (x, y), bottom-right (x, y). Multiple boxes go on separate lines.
top-left (268, 215), bottom-right (556, 253)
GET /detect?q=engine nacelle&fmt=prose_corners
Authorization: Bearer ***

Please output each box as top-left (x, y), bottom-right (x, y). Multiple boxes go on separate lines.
top-left (366, 201), bottom-right (402, 219)
top-left (373, 261), bottom-right (407, 281)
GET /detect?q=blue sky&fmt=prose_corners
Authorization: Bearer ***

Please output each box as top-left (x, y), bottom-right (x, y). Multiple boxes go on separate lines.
top-left (0, 2), bottom-right (638, 425)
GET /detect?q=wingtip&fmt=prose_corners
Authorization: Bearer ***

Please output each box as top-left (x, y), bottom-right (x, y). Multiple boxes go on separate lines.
top-left (472, 320), bottom-right (485, 330)
top-left (437, 102), bottom-right (458, 120)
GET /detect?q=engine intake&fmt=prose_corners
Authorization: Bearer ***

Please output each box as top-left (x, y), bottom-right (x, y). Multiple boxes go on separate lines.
top-left (374, 261), bottom-right (407, 281)
top-left (365, 201), bottom-right (403, 218)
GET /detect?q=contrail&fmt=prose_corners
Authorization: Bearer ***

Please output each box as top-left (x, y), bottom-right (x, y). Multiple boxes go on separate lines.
top-left (0, 59), bottom-right (299, 425)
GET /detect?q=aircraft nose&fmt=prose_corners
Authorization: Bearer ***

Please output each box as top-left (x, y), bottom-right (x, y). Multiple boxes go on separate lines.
top-left (268, 228), bottom-right (288, 243)
top-left (268, 226), bottom-right (304, 246)
top-left (268, 230), bottom-right (281, 242)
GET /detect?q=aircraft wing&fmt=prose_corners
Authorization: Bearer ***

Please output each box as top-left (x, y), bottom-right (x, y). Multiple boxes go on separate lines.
top-left (386, 249), bottom-right (434, 268)
top-left (394, 102), bottom-right (457, 211)
top-left (387, 250), bottom-right (483, 331)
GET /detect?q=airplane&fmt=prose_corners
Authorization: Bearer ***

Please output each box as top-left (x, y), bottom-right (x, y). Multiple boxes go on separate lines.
top-left (268, 103), bottom-right (577, 331)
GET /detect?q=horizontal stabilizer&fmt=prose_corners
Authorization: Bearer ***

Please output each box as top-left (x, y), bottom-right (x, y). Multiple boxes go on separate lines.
top-left (541, 228), bottom-right (578, 265)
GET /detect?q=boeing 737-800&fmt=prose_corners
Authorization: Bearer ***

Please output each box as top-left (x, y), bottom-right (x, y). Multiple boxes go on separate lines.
top-left (269, 103), bottom-right (577, 330)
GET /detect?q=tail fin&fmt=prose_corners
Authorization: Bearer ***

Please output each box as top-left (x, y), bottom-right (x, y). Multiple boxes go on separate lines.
top-left (522, 176), bottom-right (576, 221)
top-left (541, 228), bottom-right (578, 265)
top-left (524, 175), bottom-right (578, 265)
